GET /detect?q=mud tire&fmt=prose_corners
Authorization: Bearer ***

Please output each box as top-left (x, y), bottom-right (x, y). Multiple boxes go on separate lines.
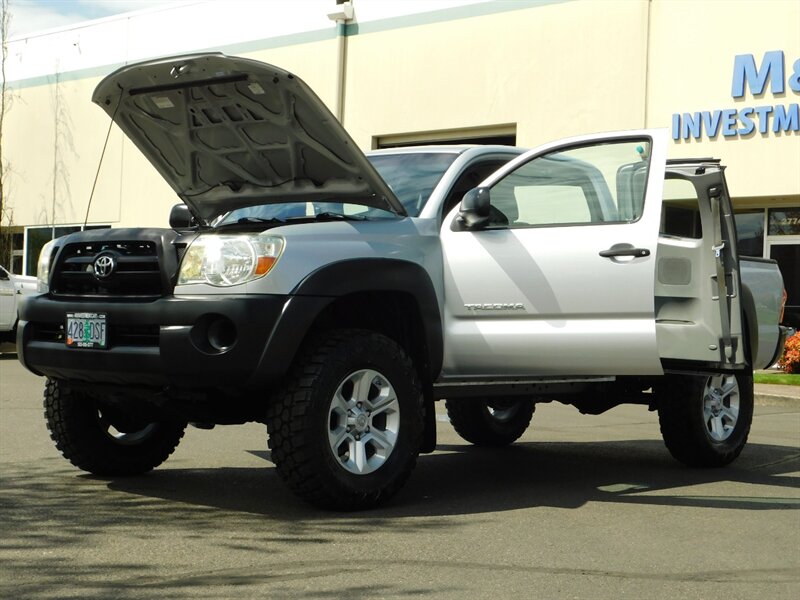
top-left (445, 397), bottom-right (535, 447)
top-left (657, 372), bottom-right (753, 467)
top-left (43, 378), bottom-right (186, 475)
top-left (266, 329), bottom-right (424, 511)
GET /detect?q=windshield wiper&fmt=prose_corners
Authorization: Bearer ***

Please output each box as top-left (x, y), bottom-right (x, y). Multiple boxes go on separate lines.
top-left (312, 212), bottom-right (367, 222)
top-left (217, 216), bottom-right (285, 227)
top-left (238, 216), bottom-right (285, 224)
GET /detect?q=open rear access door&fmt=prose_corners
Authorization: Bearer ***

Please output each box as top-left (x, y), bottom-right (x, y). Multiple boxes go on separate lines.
top-left (655, 160), bottom-right (746, 371)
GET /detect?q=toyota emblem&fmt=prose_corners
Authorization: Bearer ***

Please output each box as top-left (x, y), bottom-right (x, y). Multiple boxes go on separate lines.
top-left (93, 254), bottom-right (116, 279)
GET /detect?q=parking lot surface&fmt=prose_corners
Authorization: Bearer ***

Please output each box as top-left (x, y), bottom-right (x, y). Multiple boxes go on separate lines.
top-left (1, 353), bottom-right (799, 599)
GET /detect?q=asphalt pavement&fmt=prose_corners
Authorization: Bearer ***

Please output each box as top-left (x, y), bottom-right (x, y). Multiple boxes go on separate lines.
top-left (1, 350), bottom-right (799, 599)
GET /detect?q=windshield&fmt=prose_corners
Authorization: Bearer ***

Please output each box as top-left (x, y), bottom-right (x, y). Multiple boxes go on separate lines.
top-left (214, 201), bottom-right (394, 226)
top-left (214, 151), bottom-right (457, 226)
top-left (368, 152), bottom-right (457, 217)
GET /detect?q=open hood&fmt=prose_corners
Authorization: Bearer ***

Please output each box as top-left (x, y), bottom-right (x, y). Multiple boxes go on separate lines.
top-left (92, 53), bottom-right (405, 222)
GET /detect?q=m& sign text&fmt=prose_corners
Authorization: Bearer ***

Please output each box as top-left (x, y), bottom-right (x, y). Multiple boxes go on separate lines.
top-left (672, 51), bottom-right (799, 140)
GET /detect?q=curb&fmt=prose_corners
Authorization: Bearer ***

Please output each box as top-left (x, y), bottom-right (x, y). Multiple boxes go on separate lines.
top-left (755, 392), bottom-right (798, 407)
top-left (754, 376), bottom-right (799, 407)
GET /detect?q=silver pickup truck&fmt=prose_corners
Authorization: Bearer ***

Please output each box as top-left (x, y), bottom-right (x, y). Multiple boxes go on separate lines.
top-left (17, 54), bottom-right (789, 510)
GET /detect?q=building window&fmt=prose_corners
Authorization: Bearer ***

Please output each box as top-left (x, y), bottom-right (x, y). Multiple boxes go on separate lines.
top-left (770, 242), bottom-right (800, 328)
top-left (734, 206), bottom-right (799, 327)
top-left (733, 210), bottom-right (766, 257)
top-left (24, 225), bottom-right (110, 276)
top-left (768, 208), bottom-right (800, 236)
top-left (374, 125), bottom-right (517, 149)
top-left (766, 207), bottom-right (800, 328)
top-left (8, 232), bottom-right (24, 274)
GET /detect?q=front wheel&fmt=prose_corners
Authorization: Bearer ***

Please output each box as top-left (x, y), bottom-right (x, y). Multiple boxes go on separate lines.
top-left (657, 372), bottom-right (753, 467)
top-left (43, 379), bottom-right (187, 475)
top-left (266, 330), bottom-right (424, 510)
top-left (445, 397), bottom-right (535, 447)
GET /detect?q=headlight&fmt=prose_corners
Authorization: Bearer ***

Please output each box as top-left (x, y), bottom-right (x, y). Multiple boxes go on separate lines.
top-left (178, 235), bottom-right (284, 286)
top-left (37, 239), bottom-right (57, 292)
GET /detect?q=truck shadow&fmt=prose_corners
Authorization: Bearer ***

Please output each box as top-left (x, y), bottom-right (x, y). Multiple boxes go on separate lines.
top-left (99, 438), bottom-right (799, 518)
top-left (400, 439), bottom-right (800, 515)
top-left (3, 438), bottom-right (798, 597)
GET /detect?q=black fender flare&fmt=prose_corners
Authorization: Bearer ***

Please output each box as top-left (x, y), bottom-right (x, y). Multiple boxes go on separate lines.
top-left (292, 258), bottom-right (444, 378)
top-left (247, 258), bottom-right (443, 390)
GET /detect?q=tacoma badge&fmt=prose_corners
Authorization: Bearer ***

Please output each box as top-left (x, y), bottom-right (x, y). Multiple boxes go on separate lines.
top-left (464, 303), bottom-right (525, 311)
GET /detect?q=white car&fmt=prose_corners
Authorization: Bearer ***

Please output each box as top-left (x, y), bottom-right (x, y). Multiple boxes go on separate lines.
top-left (0, 266), bottom-right (37, 343)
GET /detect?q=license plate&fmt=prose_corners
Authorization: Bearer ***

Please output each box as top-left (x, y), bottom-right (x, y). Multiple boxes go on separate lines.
top-left (66, 313), bottom-right (107, 349)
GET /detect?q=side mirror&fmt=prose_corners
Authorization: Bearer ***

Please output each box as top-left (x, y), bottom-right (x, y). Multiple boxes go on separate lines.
top-left (456, 187), bottom-right (491, 230)
top-left (169, 204), bottom-right (195, 229)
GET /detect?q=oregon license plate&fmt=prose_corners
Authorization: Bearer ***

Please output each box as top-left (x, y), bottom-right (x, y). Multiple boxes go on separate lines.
top-left (66, 313), bottom-right (107, 349)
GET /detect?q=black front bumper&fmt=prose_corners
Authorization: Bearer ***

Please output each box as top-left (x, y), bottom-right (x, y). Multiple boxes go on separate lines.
top-left (17, 293), bottom-right (329, 391)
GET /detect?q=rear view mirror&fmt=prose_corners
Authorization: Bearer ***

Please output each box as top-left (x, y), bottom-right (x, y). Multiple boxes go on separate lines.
top-left (169, 204), bottom-right (195, 229)
top-left (455, 187), bottom-right (491, 230)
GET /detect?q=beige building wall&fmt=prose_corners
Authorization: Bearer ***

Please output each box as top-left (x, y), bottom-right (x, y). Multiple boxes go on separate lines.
top-left (345, 0), bottom-right (649, 148)
top-left (6, 75), bottom-right (125, 227)
top-left (5, 40), bottom-right (341, 230)
top-left (646, 0), bottom-right (800, 204)
top-left (2, 0), bottom-right (798, 272)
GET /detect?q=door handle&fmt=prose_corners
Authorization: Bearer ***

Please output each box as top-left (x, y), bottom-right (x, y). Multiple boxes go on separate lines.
top-left (599, 247), bottom-right (650, 258)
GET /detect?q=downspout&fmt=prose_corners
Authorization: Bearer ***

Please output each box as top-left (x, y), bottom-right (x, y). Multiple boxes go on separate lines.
top-left (643, 0), bottom-right (652, 128)
top-left (327, 1), bottom-right (354, 124)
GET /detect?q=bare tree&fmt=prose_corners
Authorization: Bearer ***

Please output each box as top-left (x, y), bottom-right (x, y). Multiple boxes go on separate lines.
top-left (0, 0), bottom-right (13, 269)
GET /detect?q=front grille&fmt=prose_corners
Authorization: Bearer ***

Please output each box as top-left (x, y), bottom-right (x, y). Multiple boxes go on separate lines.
top-left (31, 322), bottom-right (63, 343)
top-left (113, 324), bottom-right (160, 347)
top-left (51, 241), bottom-right (163, 297)
top-left (30, 322), bottom-right (160, 347)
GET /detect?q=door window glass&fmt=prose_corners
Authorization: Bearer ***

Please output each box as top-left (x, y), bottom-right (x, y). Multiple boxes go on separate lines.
top-left (489, 139), bottom-right (650, 229)
top-left (661, 178), bottom-right (703, 239)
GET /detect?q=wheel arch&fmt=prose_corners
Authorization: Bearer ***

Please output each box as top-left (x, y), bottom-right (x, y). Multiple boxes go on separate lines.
top-left (247, 258), bottom-right (443, 399)
top-left (292, 258), bottom-right (444, 380)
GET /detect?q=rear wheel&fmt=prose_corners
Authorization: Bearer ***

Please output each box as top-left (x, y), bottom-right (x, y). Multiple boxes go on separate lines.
top-left (43, 378), bottom-right (187, 475)
top-left (445, 397), bottom-right (535, 447)
top-left (657, 372), bottom-right (753, 467)
top-left (266, 330), bottom-right (424, 510)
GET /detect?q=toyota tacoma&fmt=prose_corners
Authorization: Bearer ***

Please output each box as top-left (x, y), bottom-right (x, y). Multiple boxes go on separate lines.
top-left (17, 54), bottom-right (790, 509)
